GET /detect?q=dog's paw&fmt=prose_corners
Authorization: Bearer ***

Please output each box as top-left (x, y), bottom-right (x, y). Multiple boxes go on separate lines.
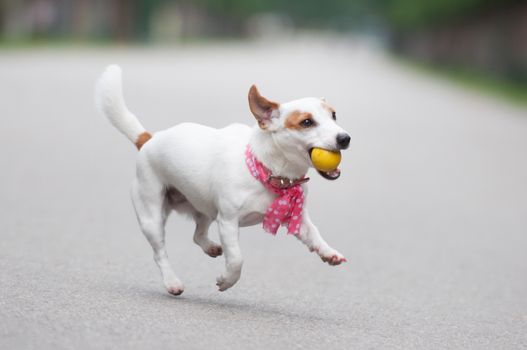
top-left (318, 249), bottom-right (347, 266)
top-left (205, 244), bottom-right (223, 258)
top-left (216, 274), bottom-right (239, 292)
top-left (167, 286), bottom-right (184, 296)
top-left (164, 278), bottom-right (185, 296)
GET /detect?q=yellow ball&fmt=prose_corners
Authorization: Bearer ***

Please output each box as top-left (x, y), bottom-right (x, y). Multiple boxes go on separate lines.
top-left (310, 148), bottom-right (341, 172)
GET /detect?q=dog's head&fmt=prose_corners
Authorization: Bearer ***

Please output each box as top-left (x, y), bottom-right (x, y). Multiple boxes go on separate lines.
top-left (248, 85), bottom-right (351, 180)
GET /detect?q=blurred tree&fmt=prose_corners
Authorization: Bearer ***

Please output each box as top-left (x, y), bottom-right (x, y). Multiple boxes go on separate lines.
top-left (380, 0), bottom-right (523, 31)
top-left (135, 0), bottom-right (159, 41)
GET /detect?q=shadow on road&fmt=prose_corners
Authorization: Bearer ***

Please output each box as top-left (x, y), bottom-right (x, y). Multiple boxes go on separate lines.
top-left (135, 288), bottom-right (336, 323)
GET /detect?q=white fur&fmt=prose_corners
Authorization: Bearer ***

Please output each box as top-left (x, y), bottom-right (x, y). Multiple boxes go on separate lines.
top-left (95, 65), bottom-right (349, 295)
top-left (95, 65), bottom-right (146, 143)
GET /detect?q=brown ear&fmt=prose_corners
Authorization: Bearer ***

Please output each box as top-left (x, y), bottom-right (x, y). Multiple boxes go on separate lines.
top-left (248, 85), bottom-right (279, 129)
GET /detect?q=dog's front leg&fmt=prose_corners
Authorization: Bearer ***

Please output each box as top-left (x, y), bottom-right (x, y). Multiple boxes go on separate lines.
top-left (216, 216), bottom-right (243, 291)
top-left (298, 209), bottom-right (347, 265)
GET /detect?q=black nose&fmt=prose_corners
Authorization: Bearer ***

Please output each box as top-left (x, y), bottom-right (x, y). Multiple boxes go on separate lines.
top-left (336, 133), bottom-right (351, 149)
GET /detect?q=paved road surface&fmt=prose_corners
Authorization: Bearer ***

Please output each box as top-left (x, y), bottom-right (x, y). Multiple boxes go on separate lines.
top-left (1, 39), bottom-right (526, 349)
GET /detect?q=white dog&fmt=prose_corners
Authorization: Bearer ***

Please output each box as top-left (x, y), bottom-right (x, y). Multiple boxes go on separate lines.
top-left (95, 65), bottom-right (350, 295)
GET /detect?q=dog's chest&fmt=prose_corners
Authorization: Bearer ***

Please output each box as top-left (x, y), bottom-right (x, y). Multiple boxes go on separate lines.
top-left (237, 188), bottom-right (276, 227)
top-left (239, 212), bottom-right (265, 227)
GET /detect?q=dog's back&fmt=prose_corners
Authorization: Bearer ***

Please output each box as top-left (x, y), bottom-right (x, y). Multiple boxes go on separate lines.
top-left (138, 122), bottom-right (252, 218)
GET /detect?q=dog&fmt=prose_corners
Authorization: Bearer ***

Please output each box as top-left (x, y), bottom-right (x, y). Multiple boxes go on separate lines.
top-left (95, 65), bottom-right (350, 295)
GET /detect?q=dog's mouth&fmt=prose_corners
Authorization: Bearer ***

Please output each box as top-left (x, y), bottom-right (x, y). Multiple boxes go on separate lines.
top-left (317, 168), bottom-right (341, 180)
top-left (308, 148), bottom-right (341, 181)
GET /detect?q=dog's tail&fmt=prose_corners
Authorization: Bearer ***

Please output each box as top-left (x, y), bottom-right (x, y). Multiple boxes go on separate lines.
top-left (95, 65), bottom-right (151, 150)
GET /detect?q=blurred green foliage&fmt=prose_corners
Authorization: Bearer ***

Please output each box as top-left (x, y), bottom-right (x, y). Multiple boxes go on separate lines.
top-left (158, 0), bottom-right (376, 27)
top-left (382, 0), bottom-right (523, 30)
top-left (155, 0), bottom-right (522, 30)
top-left (2, 0), bottom-right (522, 39)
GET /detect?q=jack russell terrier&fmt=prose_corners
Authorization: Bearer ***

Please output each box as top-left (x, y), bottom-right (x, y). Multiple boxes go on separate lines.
top-left (95, 65), bottom-right (351, 295)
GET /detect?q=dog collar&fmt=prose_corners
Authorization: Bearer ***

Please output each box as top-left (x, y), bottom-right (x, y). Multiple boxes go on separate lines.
top-left (245, 145), bottom-right (307, 235)
top-left (244, 146), bottom-right (309, 190)
top-left (267, 175), bottom-right (310, 189)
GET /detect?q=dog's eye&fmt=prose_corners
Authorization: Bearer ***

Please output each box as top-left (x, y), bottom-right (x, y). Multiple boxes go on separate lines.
top-left (300, 119), bottom-right (314, 128)
top-left (332, 112), bottom-right (336, 120)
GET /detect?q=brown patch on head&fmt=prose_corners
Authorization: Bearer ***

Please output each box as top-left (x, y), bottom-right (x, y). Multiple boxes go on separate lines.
top-left (248, 85), bottom-right (280, 129)
top-left (284, 110), bottom-right (313, 130)
top-left (321, 101), bottom-right (335, 114)
top-left (135, 131), bottom-right (152, 150)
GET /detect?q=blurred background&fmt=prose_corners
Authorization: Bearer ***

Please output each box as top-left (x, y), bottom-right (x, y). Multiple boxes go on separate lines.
top-left (1, 1), bottom-right (526, 349)
top-left (1, 0), bottom-right (527, 98)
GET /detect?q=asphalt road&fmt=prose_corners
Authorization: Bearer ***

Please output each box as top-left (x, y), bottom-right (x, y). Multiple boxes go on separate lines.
top-left (1, 38), bottom-right (526, 349)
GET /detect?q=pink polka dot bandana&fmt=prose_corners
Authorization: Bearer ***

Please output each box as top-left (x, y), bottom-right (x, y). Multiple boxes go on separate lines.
top-left (245, 145), bottom-right (306, 236)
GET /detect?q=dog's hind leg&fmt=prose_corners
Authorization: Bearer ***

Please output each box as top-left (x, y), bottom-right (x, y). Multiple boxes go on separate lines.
top-left (192, 213), bottom-right (223, 258)
top-left (131, 177), bottom-right (184, 296)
